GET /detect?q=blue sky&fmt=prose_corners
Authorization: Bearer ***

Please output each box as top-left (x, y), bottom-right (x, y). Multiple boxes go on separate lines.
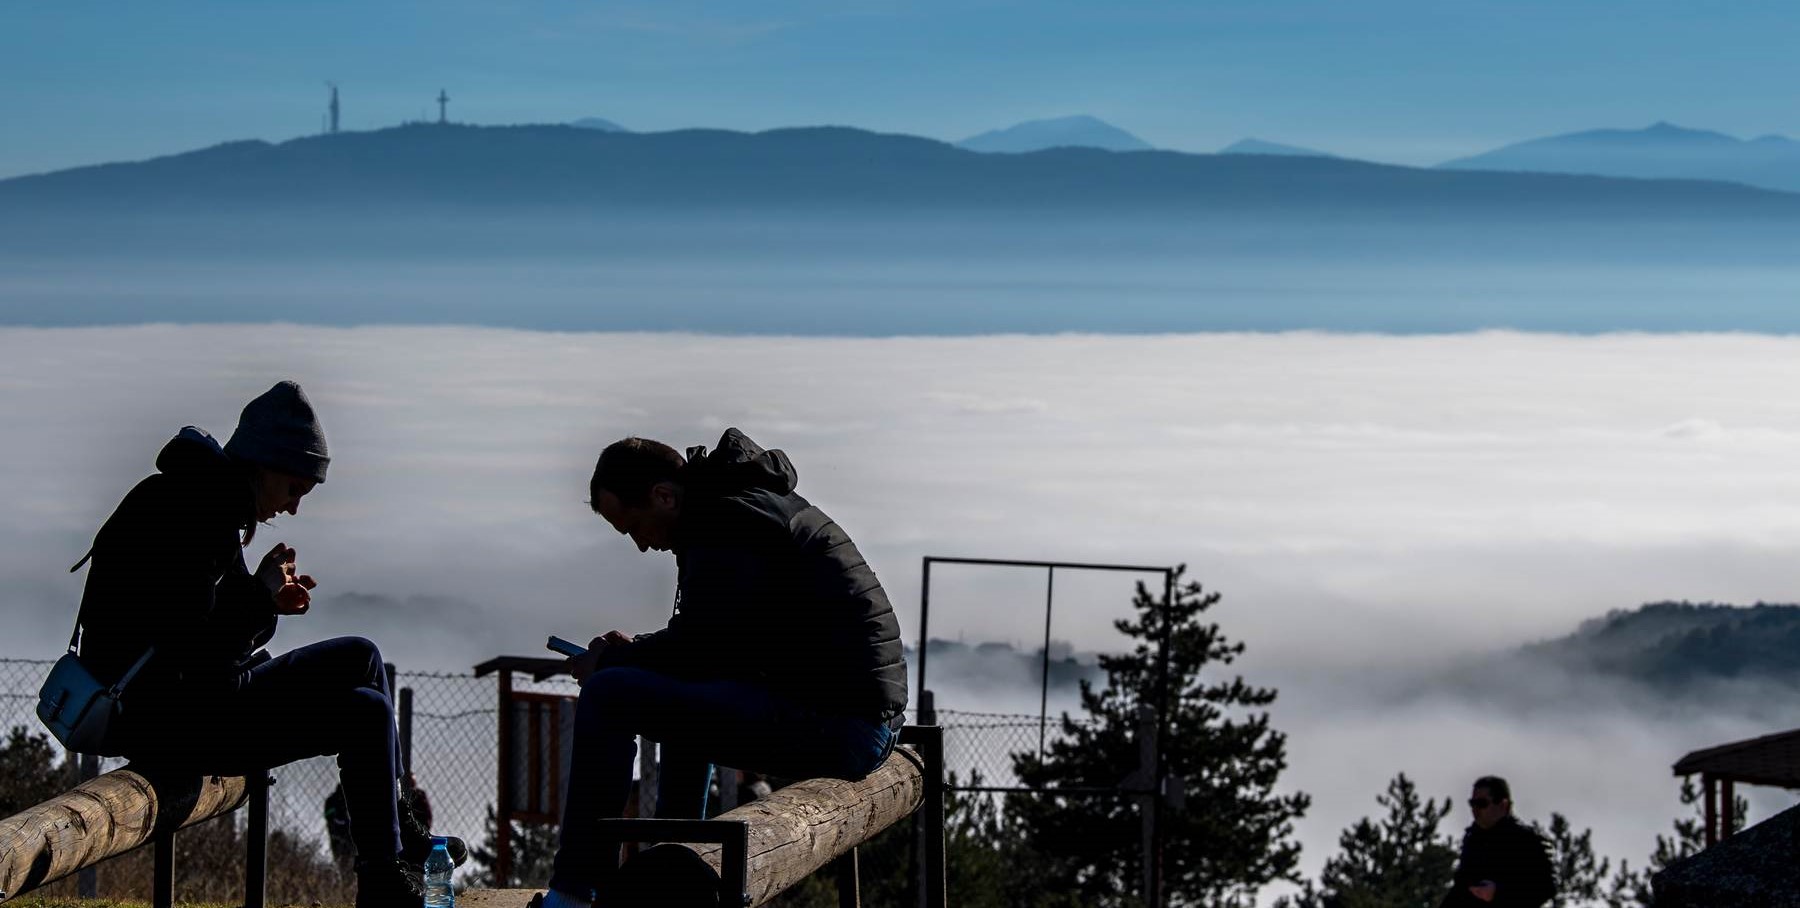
top-left (4, 0), bottom-right (1799, 179)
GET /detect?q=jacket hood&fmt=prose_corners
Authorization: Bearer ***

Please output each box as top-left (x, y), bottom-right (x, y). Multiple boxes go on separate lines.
top-left (683, 428), bottom-right (798, 498)
top-left (155, 426), bottom-right (233, 477)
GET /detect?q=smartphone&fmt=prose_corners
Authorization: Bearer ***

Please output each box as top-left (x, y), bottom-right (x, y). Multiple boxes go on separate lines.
top-left (546, 635), bottom-right (587, 658)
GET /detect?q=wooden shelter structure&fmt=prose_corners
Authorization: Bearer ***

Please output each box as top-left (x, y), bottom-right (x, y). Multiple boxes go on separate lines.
top-left (1673, 726), bottom-right (1800, 847)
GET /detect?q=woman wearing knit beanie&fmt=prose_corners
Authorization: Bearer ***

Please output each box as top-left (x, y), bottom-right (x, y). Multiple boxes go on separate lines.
top-left (64, 380), bottom-right (464, 908)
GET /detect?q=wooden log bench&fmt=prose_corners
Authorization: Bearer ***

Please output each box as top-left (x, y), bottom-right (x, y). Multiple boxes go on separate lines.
top-left (464, 725), bottom-right (947, 908)
top-left (0, 765), bottom-right (275, 907)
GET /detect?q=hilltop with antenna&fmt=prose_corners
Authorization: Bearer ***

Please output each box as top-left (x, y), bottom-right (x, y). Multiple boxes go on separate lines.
top-left (317, 84), bottom-right (456, 134)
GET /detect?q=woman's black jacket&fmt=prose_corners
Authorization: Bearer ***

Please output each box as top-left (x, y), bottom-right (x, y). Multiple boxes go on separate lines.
top-left (75, 427), bottom-right (280, 695)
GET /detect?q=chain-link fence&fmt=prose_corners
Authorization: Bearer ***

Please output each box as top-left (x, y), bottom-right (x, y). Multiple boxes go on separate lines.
top-left (0, 657), bottom-right (1078, 894)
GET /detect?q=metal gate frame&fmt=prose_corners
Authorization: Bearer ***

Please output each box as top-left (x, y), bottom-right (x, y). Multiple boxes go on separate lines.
top-left (914, 555), bottom-right (1178, 908)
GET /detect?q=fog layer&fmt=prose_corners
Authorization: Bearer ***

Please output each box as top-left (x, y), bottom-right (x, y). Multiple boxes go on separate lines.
top-left (5, 326), bottom-right (1800, 886)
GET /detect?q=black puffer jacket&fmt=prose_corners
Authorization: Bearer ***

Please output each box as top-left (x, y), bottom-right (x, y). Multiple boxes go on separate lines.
top-left (609, 429), bottom-right (908, 722)
top-left (75, 427), bottom-right (279, 694)
top-left (1440, 816), bottom-right (1556, 908)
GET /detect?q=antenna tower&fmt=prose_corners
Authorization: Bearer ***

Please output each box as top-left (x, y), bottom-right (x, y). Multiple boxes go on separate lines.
top-left (327, 83), bottom-right (340, 134)
top-left (437, 89), bottom-right (450, 125)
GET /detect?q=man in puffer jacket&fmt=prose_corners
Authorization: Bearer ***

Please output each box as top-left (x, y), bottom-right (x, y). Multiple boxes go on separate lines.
top-left (539, 429), bottom-right (907, 908)
top-left (1440, 776), bottom-right (1557, 908)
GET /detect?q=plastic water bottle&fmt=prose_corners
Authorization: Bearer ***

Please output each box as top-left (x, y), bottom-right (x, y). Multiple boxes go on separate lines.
top-left (423, 836), bottom-right (454, 908)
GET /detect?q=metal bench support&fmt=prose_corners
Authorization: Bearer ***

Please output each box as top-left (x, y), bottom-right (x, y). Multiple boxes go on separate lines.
top-left (148, 770), bottom-right (272, 908)
top-left (245, 772), bottom-right (272, 908)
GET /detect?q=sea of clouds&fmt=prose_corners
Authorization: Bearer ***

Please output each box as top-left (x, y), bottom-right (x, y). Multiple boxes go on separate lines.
top-left (5, 325), bottom-right (1800, 890)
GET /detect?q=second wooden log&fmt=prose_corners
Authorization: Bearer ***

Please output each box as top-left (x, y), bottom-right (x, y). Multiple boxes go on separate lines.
top-left (629, 745), bottom-right (926, 907)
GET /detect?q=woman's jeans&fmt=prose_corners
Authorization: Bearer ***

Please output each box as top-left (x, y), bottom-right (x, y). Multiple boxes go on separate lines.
top-left (549, 667), bottom-right (899, 899)
top-left (119, 636), bottom-right (403, 864)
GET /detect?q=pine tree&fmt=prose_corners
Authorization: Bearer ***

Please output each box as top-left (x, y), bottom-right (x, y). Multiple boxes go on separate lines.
top-left (1546, 812), bottom-right (1609, 908)
top-left (1006, 567), bottom-right (1310, 907)
top-left (1605, 775), bottom-right (1746, 907)
top-left (468, 803), bottom-right (561, 887)
top-left (1277, 773), bottom-right (1456, 908)
top-left (0, 725), bottom-right (67, 816)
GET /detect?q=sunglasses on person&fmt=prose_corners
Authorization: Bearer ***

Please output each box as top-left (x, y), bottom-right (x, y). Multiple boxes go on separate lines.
top-left (1469, 797), bottom-right (1498, 809)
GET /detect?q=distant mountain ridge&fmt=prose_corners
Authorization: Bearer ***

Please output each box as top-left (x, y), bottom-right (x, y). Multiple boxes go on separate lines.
top-left (1525, 601), bottom-right (1800, 688)
top-left (957, 115), bottom-right (1153, 153)
top-left (1440, 122), bottom-right (1800, 193)
top-left (4, 122), bottom-right (1799, 220)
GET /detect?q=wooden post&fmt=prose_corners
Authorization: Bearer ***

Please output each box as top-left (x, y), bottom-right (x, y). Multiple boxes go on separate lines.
top-left (1703, 774), bottom-right (1717, 848)
top-left (497, 669), bottom-right (515, 884)
top-left (1721, 778), bottom-right (1737, 838)
top-left (0, 768), bottom-right (249, 901)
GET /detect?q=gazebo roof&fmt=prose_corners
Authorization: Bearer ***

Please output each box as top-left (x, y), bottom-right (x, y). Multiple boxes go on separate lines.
top-left (1674, 727), bottom-right (1800, 789)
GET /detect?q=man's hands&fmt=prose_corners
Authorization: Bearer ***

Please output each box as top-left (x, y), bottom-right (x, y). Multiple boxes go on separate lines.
top-left (255, 543), bottom-right (317, 616)
top-left (567, 630), bottom-right (633, 681)
top-left (1470, 881), bottom-right (1497, 903)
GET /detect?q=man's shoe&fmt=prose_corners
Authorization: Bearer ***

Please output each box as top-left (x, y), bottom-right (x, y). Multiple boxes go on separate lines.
top-left (399, 795), bottom-right (469, 869)
top-left (354, 859), bottom-right (423, 908)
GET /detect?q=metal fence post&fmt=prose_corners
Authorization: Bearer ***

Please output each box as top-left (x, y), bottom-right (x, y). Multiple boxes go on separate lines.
top-left (399, 686), bottom-right (415, 777)
top-left (904, 724), bottom-right (945, 908)
top-left (833, 846), bottom-right (861, 908)
top-left (496, 668), bottom-right (515, 884)
top-left (153, 826), bottom-right (175, 908)
top-left (245, 771), bottom-right (271, 908)
top-left (1137, 705), bottom-right (1157, 908)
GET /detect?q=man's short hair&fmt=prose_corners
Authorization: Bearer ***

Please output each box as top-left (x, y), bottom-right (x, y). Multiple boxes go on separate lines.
top-left (1473, 775), bottom-right (1511, 802)
top-left (590, 437), bottom-right (685, 508)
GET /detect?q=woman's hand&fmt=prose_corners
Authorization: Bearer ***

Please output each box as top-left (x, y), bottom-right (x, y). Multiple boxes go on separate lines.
top-left (256, 543), bottom-right (318, 615)
top-left (568, 630), bottom-right (633, 681)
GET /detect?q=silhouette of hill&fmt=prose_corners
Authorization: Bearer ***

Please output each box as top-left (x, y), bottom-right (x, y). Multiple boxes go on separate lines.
top-left (1439, 122), bottom-right (1800, 193)
top-left (4, 123), bottom-right (1799, 219)
top-left (957, 115), bottom-right (1154, 153)
top-left (570, 117), bottom-right (629, 132)
top-left (1524, 602), bottom-right (1800, 688)
top-left (1219, 138), bottom-right (1334, 158)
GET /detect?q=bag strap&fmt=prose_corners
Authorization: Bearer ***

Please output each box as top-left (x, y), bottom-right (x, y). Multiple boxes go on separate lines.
top-left (66, 544), bottom-right (155, 690)
top-left (64, 546), bottom-right (94, 653)
top-left (109, 646), bottom-right (156, 697)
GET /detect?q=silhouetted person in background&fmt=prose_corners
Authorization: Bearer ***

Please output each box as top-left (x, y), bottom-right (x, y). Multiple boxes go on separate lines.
top-left (324, 783), bottom-right (355, 874)
top-left (1440, 775), bottom-right (1556, 907)
top-left (535, 429), bottom-right (907, 908)
top-left (402, 770), bottom-right (435, 832)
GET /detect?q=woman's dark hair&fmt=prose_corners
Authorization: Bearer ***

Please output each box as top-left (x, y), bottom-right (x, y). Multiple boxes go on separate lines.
top-left (238, 460), bottom-right (262, 548)
top-left (590, 437), bottom-right (686, 509)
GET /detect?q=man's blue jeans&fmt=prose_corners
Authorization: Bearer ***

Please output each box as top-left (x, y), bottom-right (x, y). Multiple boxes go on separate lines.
top-left (548, 667), bottom-right (898, 899)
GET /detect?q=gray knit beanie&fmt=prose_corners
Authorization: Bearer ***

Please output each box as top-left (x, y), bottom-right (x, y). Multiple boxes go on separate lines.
top-left (223, 380), bottom-right (330, 483)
